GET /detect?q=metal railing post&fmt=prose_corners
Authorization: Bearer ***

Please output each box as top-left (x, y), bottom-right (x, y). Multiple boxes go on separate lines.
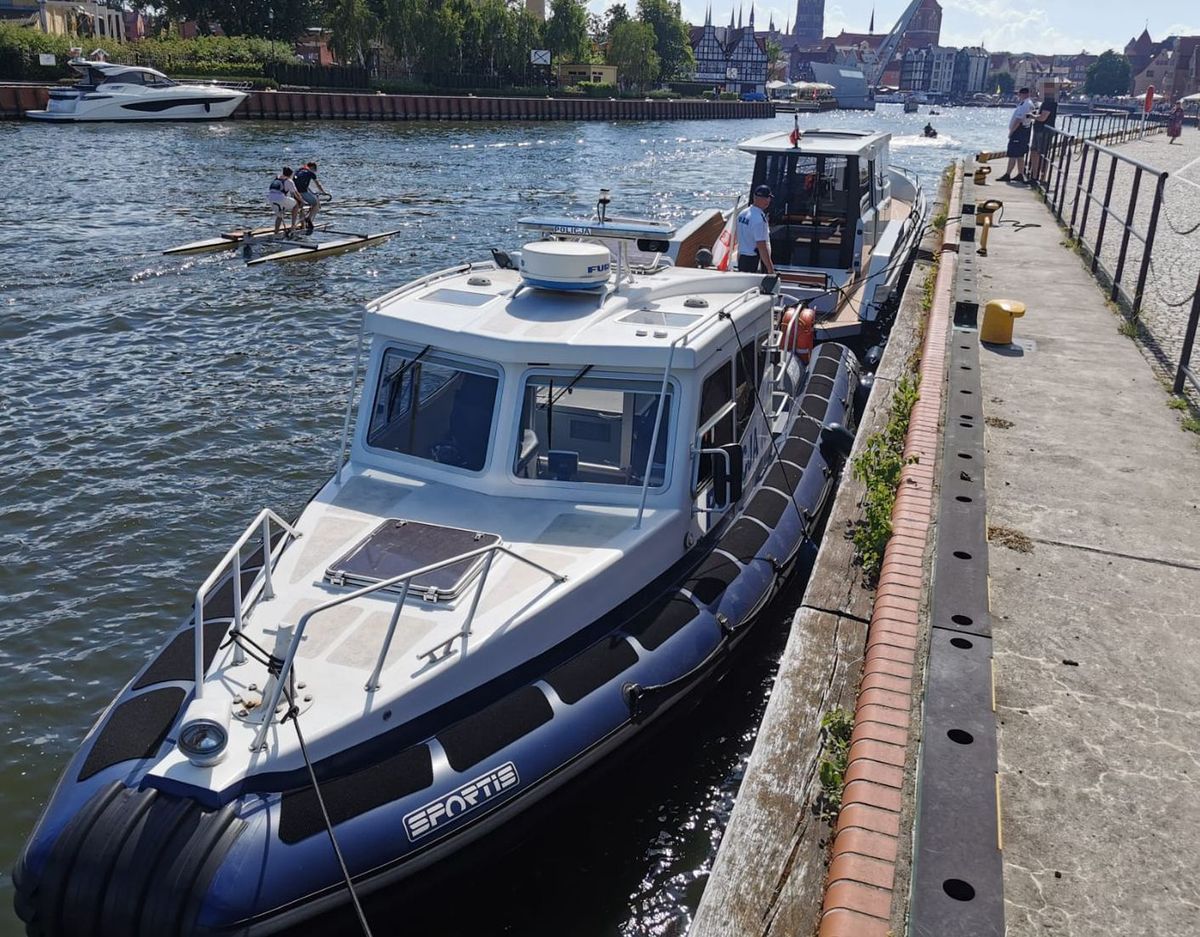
top-left (460, 550), bottom-right (496, 640)
top-left (1111, 165), bottom-right (1143, 303)
top-left (1174, 272), bottom-right (1200, 395)
top-left (1133, 172), bottom-right (1168, 315)
top-left (1070, 139), bottom-right (1091, 234)
top-left (231, 551), bottom-right (246, 666)
top-left (260, 516), bottom-right (275, 600)
top-left (1090, 153), bottom-right (1119, 275)
top-left (365, 581), bottom-right (409, 691)
top-left (1054, 135), bottom-right (1073, 221)
top-left (194, 597), bottom-right (206, 699)
top-left (1077, 144), bottom-right (1100, 240)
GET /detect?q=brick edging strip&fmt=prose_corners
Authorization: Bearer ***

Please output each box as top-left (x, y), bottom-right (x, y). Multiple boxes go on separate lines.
top-left (817, 164), bottom-right (963, 937)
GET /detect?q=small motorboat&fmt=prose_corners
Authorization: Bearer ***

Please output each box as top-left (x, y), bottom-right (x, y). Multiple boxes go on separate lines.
top-left (15, 210), bottom-right (863, 936)
top-left (25, 59), bottom-right (246, 122)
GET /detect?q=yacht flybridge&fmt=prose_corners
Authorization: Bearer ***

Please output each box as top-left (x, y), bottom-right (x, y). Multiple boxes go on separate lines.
top-left (15, 212), bottom-right (864, 936)
top-left (721, 129), bottom-right (926, 341)
top-left (24, 59), bottom-right (247, 122)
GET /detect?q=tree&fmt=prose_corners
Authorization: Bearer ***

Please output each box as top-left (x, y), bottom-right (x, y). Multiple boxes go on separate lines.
top-left (325, 0), bottom-right (378, 66)
top-left (608, 19), bottom-right (658, 88)
top-left (765, 37), bottom-right (785, 82)
top-left (161, 0), bottom-right (314, 39)
top-left (604, 2), bottom-right (629, 36)
top-left (1085, 50), bottom-right (1131, 96)
top-left (545, 0), bottom-right (591, 64)
top-left (637, 0), bottom-right (693, 81)
top-left (993, 71), bottom-right (1014, 95)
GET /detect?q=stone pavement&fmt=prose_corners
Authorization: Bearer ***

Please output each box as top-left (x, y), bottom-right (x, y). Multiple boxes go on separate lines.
top-left (1042, 126), bottom-right (1200, 380)
top-left (974, 178), bottom-right (1200, 936)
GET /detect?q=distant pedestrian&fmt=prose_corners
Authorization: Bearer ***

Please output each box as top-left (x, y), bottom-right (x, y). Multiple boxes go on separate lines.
top-left (997, 87), bottom-right (1034, 184)
top-left (1028, 94), bottom-right (1058, 181)
top-left (1168, 103), bottom-right (1184, 144)
top-left (736, 184), bottom-right (776, 274)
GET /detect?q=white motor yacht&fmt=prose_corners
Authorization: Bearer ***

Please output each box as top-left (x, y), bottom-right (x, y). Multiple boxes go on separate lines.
top-left (25, 59), bottom-right (247, 122)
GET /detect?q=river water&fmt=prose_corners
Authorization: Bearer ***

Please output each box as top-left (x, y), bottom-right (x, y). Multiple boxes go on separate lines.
top-left (0, 103), bottom-right (1008, 936)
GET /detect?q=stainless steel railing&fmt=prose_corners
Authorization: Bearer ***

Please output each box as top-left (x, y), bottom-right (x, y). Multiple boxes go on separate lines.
top-left (249, 541), bottom-right (565, 751)
top-left (193, 509), bottom-right (301, 698)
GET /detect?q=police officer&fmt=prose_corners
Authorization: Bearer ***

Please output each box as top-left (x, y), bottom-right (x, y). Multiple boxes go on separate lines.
top-left (736, 184), bottom-right (775, 274)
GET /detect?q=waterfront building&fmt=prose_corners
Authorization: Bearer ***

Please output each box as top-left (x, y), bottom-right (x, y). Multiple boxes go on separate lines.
top-left (1132, 35), bottom-right (1200, 100)
top-left (792, 0), bottom-right (824, 45)
top-left (927, 44), bottom-right (956, 94)
top-left (952, 46), bottom-right (989, 96)
top-left (899, 47), bottom-right (929, 91)
top-left (898, 0), bottom-right (941, 53)
top-left (689, 5), bottom-right (769, 95)
top-left (0, 0), bottom-right (125, 39)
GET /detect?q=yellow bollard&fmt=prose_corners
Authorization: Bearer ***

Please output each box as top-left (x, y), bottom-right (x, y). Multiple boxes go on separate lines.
top-left (975, 199), bottom-right (1003, 256)
top-left (974, 165), bottom-right (992, 185)
top-left (980, 299), bottom-right (1027, 344)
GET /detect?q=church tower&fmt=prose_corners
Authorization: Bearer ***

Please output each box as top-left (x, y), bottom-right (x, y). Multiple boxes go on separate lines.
top-left (793, 0), bottom-right (824, 45)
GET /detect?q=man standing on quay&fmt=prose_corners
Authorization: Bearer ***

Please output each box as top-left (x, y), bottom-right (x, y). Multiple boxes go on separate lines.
top-left (997, 87), bottom-right (1035, 183)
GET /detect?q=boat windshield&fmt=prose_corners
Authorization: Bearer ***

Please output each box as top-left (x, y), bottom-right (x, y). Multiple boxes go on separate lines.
top-left (366, 347), bottom-right (500, 472)
top-left (514, 374), bottom-right (671, 488)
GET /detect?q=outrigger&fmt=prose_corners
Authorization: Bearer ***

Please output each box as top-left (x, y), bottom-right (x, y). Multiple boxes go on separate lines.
top-left (164, 223), bottom-right (400, 265)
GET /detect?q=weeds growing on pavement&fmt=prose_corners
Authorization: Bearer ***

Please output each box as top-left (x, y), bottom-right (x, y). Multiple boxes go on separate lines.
top-left (1168, 398), bottom-right (1188, 410)
top-left (817, 708), bottom-right (855, 822)
top-left (850, 373), bottom-right (920, 582)
top-left (1183, 417), bottom-right (1200, 435)
top-left (1118, 319), bottom-right (1138, 338)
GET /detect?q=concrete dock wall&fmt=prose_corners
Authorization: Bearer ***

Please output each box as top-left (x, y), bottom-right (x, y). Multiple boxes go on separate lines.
top-left (0, 85), bottom-right (773, 121)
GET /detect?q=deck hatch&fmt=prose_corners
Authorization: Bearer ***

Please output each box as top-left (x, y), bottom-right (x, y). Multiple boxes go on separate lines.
top-left (325, 519), bottom-right (501, 601)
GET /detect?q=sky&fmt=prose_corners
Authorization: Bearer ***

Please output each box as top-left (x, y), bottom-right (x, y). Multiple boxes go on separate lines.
top-left (584, 0), bottom-right (1200, 55)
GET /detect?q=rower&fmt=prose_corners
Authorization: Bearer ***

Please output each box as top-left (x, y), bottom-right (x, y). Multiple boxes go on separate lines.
top-left (267, 166), bottom-right (300, 237)
top-left (293, 161), bottom-right (328, 235)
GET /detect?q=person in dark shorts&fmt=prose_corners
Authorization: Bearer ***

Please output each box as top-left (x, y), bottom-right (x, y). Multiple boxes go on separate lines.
top-left (735, 184), bottom-right (776, 274)
top-left (292, 161), bottom-right (328, 235)
top-left (997, 88), bottom-right (1034, 183)
top-left (1029, 95), bottom-right (1058, 181)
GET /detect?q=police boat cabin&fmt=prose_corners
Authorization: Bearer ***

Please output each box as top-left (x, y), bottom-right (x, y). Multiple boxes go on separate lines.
top-left (729, 129), bottom-right (926, 341)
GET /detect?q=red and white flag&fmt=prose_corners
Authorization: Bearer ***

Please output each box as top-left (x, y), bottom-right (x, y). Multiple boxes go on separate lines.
top-left (789, 113), bottom-right (802, 148)
top-left (712, 200), bottom-right (739, 271)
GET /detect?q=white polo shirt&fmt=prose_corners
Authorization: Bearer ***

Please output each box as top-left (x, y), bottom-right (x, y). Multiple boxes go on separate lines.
top-left (736, 204), bottom-right (769, 255)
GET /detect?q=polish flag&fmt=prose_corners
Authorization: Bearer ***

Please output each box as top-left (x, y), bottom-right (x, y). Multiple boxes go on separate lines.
top-left (712, 201), bottom-right (739, 271)
top-left (789, 113), bottom-right (801, 147)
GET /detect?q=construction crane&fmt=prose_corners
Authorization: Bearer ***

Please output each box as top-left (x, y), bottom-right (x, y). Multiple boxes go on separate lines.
top-left (865, 0), bottom-right (925, 90)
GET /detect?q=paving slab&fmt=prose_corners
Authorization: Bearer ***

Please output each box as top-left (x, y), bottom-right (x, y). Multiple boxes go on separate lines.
top-left (975, 177), bottom-right (1200, 936)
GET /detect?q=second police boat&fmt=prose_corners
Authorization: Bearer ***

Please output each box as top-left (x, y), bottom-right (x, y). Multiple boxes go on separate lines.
top-left (14, 130), bottom-right (927, 932)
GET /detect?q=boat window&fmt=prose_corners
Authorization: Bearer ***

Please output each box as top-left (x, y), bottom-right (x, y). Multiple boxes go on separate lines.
top-left (366, 347), bottom-right (499, 472)
top-left (514, 374), bottom-right (672, 488)
top-left (696, 361), bottom-right (734, 490)
top-left (102, 70), bottom-right (143, 85)
top-left (757, 153), bottom-right (854, 269)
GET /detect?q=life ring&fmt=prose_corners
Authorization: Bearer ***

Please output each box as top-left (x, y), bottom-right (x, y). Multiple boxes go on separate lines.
top-left (780, 306), bottom-right (816, 364)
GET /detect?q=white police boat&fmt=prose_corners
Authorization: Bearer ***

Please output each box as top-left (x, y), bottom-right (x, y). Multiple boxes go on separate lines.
top-left (25, 59), bottom-right (246, 122)
top-left (708, 129), bottom-right (927, 342)
top-left (14, 210), bottom-right (863, 936)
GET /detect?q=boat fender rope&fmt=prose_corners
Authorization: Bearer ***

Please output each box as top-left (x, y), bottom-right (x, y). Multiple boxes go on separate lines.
top-left (282, 670), bottom-right (375, 937)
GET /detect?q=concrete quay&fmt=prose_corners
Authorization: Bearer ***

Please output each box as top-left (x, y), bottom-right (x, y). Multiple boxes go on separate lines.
top-left (974, 178), bottom-right (1200, 935)
top-left (694, 164), bottom-right (1200, 937)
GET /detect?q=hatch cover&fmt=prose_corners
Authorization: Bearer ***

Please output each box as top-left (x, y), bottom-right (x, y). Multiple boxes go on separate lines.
top-left (325, 519), bottom-right (501, 602)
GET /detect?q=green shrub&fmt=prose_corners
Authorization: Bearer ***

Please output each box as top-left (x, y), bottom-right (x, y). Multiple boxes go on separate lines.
top-left (576, 81), bottom-right (618, 98)
top-left (719, 91), bottom-right (739, 100)
top-left (645, 88), bottom-right (680, 99)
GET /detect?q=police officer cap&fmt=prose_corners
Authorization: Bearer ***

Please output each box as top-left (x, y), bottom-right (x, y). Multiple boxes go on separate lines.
top-left (753, 184), bottom-right (772, 197)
